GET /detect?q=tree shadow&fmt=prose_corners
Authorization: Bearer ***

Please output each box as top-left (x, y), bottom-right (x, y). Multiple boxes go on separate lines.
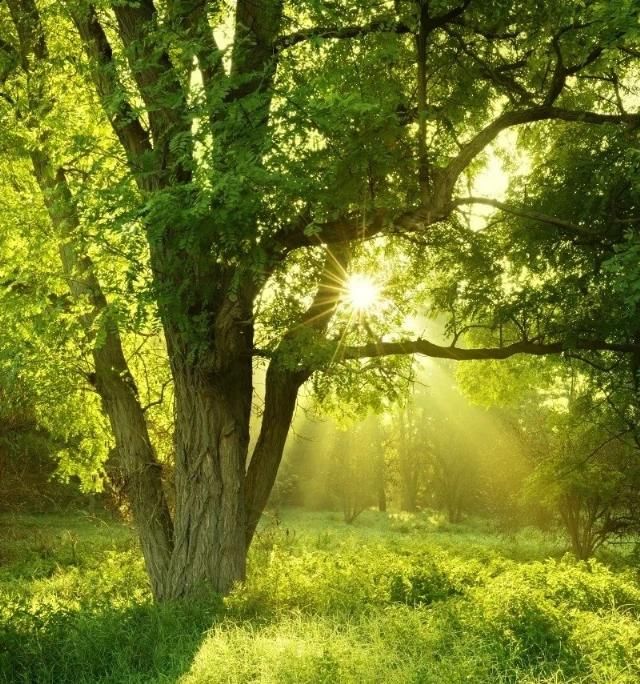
top-left (0, 594), bottom-right (223, 683)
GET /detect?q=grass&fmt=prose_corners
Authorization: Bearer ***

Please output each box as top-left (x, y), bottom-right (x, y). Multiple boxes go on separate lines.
top-left (1, 509), bottom-right (639, 683)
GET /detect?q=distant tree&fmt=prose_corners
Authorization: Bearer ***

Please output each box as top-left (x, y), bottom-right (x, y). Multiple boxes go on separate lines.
top-left (527, 390), bottom-right (640, 559)
top-left (370, 416), bottom-right (388, 513)
top-left (395, 406), bottom-right (428, 513)
top-left (328, 420), bottom-right (389, 523)
top-left (427, 419), bottom-right (479, 523)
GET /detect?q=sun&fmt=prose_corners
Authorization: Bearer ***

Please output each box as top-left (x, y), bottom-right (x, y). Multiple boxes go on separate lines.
top-left (345, 274), bottom-right (380, 311)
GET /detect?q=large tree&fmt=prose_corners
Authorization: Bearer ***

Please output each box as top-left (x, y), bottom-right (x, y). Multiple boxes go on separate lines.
top-left (1, 0), bottom-right (639, 599)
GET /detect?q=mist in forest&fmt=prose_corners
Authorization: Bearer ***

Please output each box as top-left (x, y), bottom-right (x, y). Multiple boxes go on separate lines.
top-left (268, 358), bottom-right (533, 526)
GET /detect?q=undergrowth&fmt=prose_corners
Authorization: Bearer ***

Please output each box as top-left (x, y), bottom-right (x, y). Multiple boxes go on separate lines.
top-left (1, 510), bottom-right (638, 683)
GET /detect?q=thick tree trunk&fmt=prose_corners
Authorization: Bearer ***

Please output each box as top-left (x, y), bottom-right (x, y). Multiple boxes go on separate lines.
top-left (165, 300), bottom-right (254, 597)
top-left (36, 163), bottom-right (174, 601)
top-left (7, 0), bottom-right (174, 599)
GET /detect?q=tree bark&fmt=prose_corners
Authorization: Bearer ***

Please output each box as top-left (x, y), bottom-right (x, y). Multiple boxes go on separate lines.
top-left (90, 323), bottom-right (174, 599)
top-left (245, 364), bottom-right (308, 546)
top-left (245, 245), bottom-right (349, 545)
top-left (165, 297), bottom-right (254, 597)
top-left (30, 158), bottom-right (174, 600)
top-left (5, 0), bottom-right (174, 599)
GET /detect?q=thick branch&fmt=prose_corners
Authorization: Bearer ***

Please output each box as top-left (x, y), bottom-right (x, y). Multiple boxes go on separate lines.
top-left (7, 0), bottom-right (174, 597)
top-left (340, 338), bottom-right (640, 362)
top-left (277, 17), bottom-right (411, 51)
top-left (427, 0), bottom-right (473, 31)
top-left (244, 244), bottom-right (351, 545)
top-left (166, 0), bottom-right (227, 131)
top-left (545, 30), bottom-right (605, 106)
top-left (277, 0), bottom-right (471, 51)
top-left (444, 105), bottom-right (640, 192)
top-left (110, 0), bottom-right (192, 182)
top-left (277, 101), bottom-right (639, 254)
top-left (276, 205), bottom-right (446, 251)
top-left (70, 5), bottom-right (153, 178)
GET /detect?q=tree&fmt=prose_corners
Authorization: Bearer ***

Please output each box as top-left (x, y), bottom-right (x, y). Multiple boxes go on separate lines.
top-left (370, 415), bottom-right (388, 513)
top-left (527, 382), bottom-right (640, 559)
top-left (329, 428), bottom-right (371, 523)
top-left (386, 387), bottom-right (433, 513)
top-left (428, 417), bottom-right (478, 523)
top-left (1, 0), bottom-right (639, 599)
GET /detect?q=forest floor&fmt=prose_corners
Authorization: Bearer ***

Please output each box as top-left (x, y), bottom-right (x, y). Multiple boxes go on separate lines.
top-left (1, 509), bottom-right (639, 683)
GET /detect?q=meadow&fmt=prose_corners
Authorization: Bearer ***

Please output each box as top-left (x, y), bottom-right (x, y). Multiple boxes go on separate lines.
top-left (1, 509), bottom-right (639, 684)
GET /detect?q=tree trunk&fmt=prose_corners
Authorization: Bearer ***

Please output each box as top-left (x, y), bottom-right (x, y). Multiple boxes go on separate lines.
top-left (398, 409), bottom-right (419, 512)
top-left (7, 0), bottom-right (174, 600)
top-left (244, 364), bottom-right (308, 546)
top-left (35, 162), bottom-right (174, 601)
top-left (376, 462), bottom-right (388, 513)
top-left (165, 300), bottom-right (254, 597)
top-left (92, 336), bottom-right (174, 598)
top-left (245, 245), bottom-right (348, 544)
top-left (370, 416), bottom-right (387, 513)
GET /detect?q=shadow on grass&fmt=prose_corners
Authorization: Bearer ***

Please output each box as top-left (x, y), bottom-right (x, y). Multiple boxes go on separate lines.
top-left (0, 594), bottom-right (222, 684)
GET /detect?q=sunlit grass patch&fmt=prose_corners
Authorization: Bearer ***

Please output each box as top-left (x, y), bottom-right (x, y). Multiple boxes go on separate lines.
top-left (1, 510), bottom-right (639, 683)
top-left (181, 610), bottom-right (441, 684)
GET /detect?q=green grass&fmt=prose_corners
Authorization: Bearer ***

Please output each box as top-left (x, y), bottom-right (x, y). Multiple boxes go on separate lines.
top-left (1, 509), bottom-right (639, 683)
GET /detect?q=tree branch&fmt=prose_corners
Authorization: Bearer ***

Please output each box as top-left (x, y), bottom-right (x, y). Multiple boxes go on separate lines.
top-left (244, 244), bottom-right (351, 545)
top-left (544, 29), bottom-right (605, 106)
top-left (452, 196), bottom-right (590, 235)
top-left (275, 99), bottom-right (639, 254)
top-left (277, 17), bottom-right (412, 51)
top-left (167, 0), bottom-right (227, 131)
top-left (427, 0), bottom-right (474, 31)
top-left (443, 29), bottom-right (534, 105)
top-left (277, 0), bottom-right (472, 51)
top-left (110, 0), bottom-right (192, 183)
top-left (70, 4), bottom-right (153, 179)
top-left (339, 337), bottom-right (640, 362)
top-left (275, 205), bottom-right (443, 251)
top-left (443, 105), bottom-right (640, 192)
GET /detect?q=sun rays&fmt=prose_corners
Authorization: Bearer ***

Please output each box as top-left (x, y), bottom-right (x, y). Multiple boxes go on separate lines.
top-left (345, 274), bottom-right (380, 312)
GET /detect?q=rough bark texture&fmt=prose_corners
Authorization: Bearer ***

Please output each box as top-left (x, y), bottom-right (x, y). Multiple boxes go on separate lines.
top-left (69, 0), bottom-right (286, 598)
top-left (30, 155), bottom-right (174, 599)
top-left (165, 294), bottom-right (254, 597)
top-left (245, 246), bottom-right (349, 546)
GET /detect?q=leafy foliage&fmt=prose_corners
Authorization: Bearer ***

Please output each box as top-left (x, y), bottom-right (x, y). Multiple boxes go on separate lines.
top-left (2, 510), bottom-right (639, 683)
